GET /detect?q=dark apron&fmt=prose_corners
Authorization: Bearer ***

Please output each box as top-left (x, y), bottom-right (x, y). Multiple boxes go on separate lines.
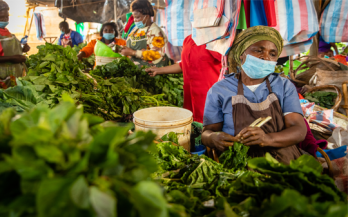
top-left (232, 75), bottom-right (302, 164)
top-left (126, 23), bottom-right (169, 67)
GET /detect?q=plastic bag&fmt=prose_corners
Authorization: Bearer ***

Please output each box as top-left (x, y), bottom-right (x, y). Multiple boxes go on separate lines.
top-left (95, 40), bottom-right (122, 58)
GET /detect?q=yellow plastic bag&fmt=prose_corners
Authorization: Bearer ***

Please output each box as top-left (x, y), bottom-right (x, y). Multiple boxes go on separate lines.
top-left (95, 40), bottom-right (122, 58)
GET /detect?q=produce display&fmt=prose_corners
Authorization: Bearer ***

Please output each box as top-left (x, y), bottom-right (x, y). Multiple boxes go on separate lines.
top-left (304, 91), bottom-right (338, 109)
top-left (152, 141), bottom-right (347, 217)
top-left (0, 99), bottom-right (187, 217)
top-left (90, 57), bottom-right (184, 107)
top-left (0, 43), bottom-right (172, 120)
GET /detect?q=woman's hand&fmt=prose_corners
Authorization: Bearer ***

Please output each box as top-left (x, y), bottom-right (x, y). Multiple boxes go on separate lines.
top-left (120, 47), bottom-right (136, 56)
top-left (205, 131), bottom-right (239, 152)
top-left (77, 52), bottom-right (86, 61)
top-left (146, 67), bottom-right (162, 77)
top-left (237, 127), bottom-right (272, 147)
top-left (22, 44), bottom-right (30, 53)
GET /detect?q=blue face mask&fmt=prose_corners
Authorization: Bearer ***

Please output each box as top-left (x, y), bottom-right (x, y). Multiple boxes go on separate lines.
top-left (103, 33), bottom-right (115, 40)
top-left (61, 31), bottom-right (65, 35)
top-left (241, 54), bottom-right (277, 79)
top-left (0, 21), bottom-right (9, 28)
top-left (134, 16), bottom-right (147, 29)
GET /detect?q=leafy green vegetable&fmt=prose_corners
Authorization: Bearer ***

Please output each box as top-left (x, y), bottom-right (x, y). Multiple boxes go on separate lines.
top-left (90, 57), bottom-right (184, 107)
top-left (219, 142), bottom-right (250, 171)
top-left (305, 91), bottom-right (337, 109)
top-left (0, 98), bottom-right (187, 217)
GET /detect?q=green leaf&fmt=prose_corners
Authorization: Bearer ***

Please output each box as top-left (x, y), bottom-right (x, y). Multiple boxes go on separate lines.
top-left (90, 186), bottom-right (116, 217)
top-left (71, 176), bottom-right (90, 209)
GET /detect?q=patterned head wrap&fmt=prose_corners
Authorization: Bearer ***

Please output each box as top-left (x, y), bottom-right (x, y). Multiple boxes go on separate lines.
top-left (0, 0), bottom-right (9, 11)
top-left (228, 26), bottom-right (283, 73)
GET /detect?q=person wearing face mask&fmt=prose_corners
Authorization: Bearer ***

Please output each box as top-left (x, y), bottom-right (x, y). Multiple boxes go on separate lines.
top-left (120, 0), bottom-right (169, 67)
top-left (58, 21), bottom-right (83, 48)
top-left (202, 26), bottom-right (307, 165)
top-left (77, 22), bottom-right (126, 67)
top-left (0, 0), bottom-right (30, 81)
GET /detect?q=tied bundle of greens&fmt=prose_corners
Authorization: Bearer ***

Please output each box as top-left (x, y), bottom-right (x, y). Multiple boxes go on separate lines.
top-left (305, 91), bottom-right (338, 109)
top-left (219, 142), bottom-right (250, 171)
top-left (0, 97), bottom-right (188, 217)
top-left (90, 57), bottom-right (184, 107)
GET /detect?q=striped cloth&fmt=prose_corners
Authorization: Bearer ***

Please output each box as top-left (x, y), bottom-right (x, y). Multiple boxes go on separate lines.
top-left (192, 0), bottom-right (225, 28)
top-left (165, 0), bottom-right (193, 46)
top-left (320, 0), bottom-right (348, 43)
top-left (156, 9), bottom-right (183, 62)
top-left (205, 0), bottom-right (242, 55)
top-left (274, 0), bottom-right (318, 46)
top-left (280, 39), bottom-right (313, 58)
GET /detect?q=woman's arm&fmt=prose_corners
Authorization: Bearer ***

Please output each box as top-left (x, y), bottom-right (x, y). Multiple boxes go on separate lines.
top-left (78, 40), bottom-right (96, 60)
top-left (146, 63), bottom-right (182, 76)
top-left (0, 55), bottom-right (26, 63)
top-left (202, 123), bottom-right (239, 152)
top-left (238, 113), bottom-right (306, 148)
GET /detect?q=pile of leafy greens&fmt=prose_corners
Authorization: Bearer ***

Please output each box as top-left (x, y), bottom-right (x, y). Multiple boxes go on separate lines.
top-left (0, 43), bottom-right (171, 120)
top-left (151, 140), bottom-right (347, 217)
top-left (305, 91), bottom-right (338, 109)
top-left (0, 97), bottom-right (188, 217)
top-left (90, 57), bottom-right (184, 107)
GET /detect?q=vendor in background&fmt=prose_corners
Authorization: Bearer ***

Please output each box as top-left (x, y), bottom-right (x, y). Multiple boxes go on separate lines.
top-left (0, 0), bottom-right (30, 80)
top-left (145, 35), bottom-right (222, 123)
top-left (58, 21), bottom-right (83, 48)
top-left (318, 35), bottom-right (339, 58)
top-left (77, 22), bottom-right (126, 65)
top-left (202, 26), bottom-right (306, 165)
top-left (120, 0), bottom-right (170, 67)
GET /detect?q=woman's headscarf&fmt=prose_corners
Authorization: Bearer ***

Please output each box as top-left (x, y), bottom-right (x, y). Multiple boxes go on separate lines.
top-left (228, 26), bottom-right (283, 73)
top-left (0, 0), bottom-right (9, 11)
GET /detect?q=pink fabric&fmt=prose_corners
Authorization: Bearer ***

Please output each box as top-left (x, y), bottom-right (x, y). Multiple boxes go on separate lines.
top-left (298, 119), bottom-right (328, 157)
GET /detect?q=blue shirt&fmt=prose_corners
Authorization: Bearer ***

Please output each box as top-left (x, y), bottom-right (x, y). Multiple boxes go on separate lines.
top-left (58, 30), bottom-right (83, 47)
top-left (203, 73), bottom-right (303, 136)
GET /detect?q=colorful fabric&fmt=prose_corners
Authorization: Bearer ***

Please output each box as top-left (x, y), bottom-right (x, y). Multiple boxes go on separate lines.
top-left (165, 0), bottom-right (193, 46)
top-left (298, 119), bottom-right (328, 157)
top-left (309, 109), bottom-right (339, 131)
top-left (228, 26), bottom-right (283, 73)
top-left (124, 15), bottom-right (134, 33)
top-left (263, 0), bottom-right (277, 27)
top-left (318, 35), bottom-right (332, 52)
top-left (192, 0), bottom-right (225, 28)
top-left (165, 42), bottom-right (182, 62)
top-left (58, 30), bottom-right (83, 47)
top-left (243, 0), bottom-right (250, 27)
top-left (0, 28), bottom-right (14, 56)
top-left (80, 37), bottom-right (126, 58)
top-left (301, 102), bottom-right (315, 117)
top-left (237, 1), bottom-right (247, 30)
top-left (127, 23), bottom-right (169, 66)
top-left (75, 23), bottom-right (85, 39)
top-left (249, 0), bottom-right (268, 27)
top-left (179, 35), bottom-right (221, 123)
top-left (34, 12), bottom-right (46, 41)
top-left (320, 0), bottom-right (348, 43)
top-left (205, 0), bottom-right (242, 55)
top-left (274, 0), bottom-right (318, 46)
top-left (279, 39), bottom-right (313, 58)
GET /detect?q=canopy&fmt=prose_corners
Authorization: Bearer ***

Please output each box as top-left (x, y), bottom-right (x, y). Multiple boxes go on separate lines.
top-left (27, 0), bottom-right (166, 24)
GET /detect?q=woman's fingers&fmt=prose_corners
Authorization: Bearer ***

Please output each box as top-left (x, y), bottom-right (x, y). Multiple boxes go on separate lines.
top-left (240, 128), bottom-right (261, 140)
top-left (241, 135), bottom-right (260, 144)
top-left (244, 139), bottom-right (263, 146)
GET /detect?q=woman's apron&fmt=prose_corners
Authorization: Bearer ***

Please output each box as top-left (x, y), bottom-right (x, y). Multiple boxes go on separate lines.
top-left (0, 35), bottom-right (26, 80)
top-left (232, 76), bottom-right (302, 165)
top-left (126, 24), bottom-right (169, 67)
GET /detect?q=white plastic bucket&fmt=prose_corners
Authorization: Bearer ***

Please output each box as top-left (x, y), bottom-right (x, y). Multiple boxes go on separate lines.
top-left (95, 56), bottom-right (119, 66)
top-left (133, 107), bottom-right (193, 152)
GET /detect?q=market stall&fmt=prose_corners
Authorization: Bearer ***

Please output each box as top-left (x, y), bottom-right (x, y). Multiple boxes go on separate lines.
top-left (0, 0), bottom-right (347, 217)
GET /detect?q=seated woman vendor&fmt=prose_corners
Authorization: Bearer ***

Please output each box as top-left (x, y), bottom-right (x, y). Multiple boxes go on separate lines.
top-left (77, 22), bottom-right (126, 65)
top-left (120, 0), bottom-right (169, 67)
top-left (202, 26), bottom-right (306, 165)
